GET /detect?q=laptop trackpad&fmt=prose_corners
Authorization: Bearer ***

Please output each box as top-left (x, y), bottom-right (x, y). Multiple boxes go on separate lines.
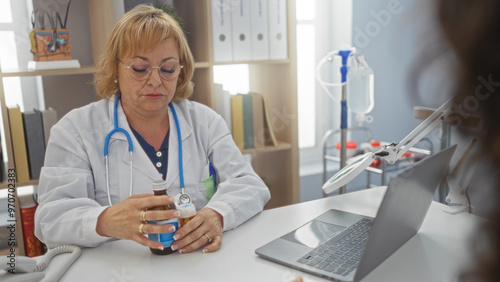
top-left (282, 220), bottom-right (346, 248)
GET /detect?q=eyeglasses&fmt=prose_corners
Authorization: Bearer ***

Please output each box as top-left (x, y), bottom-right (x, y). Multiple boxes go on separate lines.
top-left (120, 60), bottom-right (183, 81)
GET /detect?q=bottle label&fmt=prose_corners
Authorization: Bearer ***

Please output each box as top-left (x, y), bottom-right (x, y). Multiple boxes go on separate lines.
top-left (147, 219), bottom-right (179, 247)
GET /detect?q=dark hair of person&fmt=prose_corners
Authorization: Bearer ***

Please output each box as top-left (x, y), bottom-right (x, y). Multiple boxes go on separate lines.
top-left (438, 0), bottom-right (500, 281)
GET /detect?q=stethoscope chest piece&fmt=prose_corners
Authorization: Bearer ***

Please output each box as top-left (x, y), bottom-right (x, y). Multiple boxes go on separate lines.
top-left (178, 193), bottom-right (191, 205)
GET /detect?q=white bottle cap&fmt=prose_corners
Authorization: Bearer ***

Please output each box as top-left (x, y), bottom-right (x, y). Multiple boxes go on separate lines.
top-left (152, 180), bottom-right (168, 191)
top-left (177, 203), bottom-right (196, 218)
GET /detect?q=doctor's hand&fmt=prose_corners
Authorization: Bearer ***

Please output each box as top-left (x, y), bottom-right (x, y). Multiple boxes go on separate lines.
top-left (96, 193), bottom-right (179, 251)
top-left (171, 207), bottom-right (223, 254)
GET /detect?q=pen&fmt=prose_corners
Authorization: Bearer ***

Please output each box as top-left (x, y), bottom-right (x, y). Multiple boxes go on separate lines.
top-left (209, 162), bottom-right (217, 188)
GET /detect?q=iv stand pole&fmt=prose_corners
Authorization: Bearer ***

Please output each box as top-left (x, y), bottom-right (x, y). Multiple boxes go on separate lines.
top-left (338, 50), bottom-right (352, 194)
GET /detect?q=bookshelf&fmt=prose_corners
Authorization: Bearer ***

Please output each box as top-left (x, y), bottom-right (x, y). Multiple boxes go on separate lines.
top-left (0, 0), bottom-right (299, 255)
top-left (0, 64), bottom-right (95, 256)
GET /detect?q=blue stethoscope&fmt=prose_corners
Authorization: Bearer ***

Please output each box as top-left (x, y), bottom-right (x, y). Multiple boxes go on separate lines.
top-left (104, 93), bottom-right (189, 206)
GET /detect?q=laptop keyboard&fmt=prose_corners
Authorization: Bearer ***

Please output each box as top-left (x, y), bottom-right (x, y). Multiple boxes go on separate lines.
top-left (297, 218), bottom-right (374, 276)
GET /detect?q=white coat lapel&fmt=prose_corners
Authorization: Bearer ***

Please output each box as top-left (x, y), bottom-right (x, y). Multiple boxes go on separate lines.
top-left (109, 98), bottom-right (161, 185)
top-left (166, 103), bottom-right (192, 191)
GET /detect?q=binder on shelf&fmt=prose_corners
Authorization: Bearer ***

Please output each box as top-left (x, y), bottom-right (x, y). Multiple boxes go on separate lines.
top-left (211, 0), bottom-right (233, 62)
top-left (268, 0), bottom-right (288, 60)
top-left (250, 0), bottom-right (270, 60)
top-left (230, 94), bottom-right (245, 150)
top-left (22, 110), bottom-right (46, 180)
top-left (231, 0), bottom-right (252, 61)
top-left (241, 94), bottom-right (254, 149)
top-left (250, 93), bottom-right (266, 148)
top-left (7, 106), bottom-right (30, 183)
top-left (214, 83), bottom-right (232, 133)
top-left (39, 107), bottom-right (58, 147)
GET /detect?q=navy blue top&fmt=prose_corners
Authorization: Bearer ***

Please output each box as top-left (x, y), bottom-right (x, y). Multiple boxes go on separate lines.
top-left (130, 127), bottom-right (169, 180)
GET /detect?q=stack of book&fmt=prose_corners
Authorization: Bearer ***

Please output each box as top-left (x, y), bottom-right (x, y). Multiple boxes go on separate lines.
top-left (7, 106), bottom-right (58, 183)
top-left (214, 84), bottom-right (278, 151)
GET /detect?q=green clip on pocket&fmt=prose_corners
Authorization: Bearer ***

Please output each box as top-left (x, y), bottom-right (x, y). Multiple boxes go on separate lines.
top-left (202, 175), bottom-right (216, 201)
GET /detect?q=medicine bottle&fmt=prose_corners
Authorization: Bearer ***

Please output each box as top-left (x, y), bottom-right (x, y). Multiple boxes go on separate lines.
top-left (147, 180), bottom-right (178, 255)
top-left (177, 203), bottom-right (196, 228)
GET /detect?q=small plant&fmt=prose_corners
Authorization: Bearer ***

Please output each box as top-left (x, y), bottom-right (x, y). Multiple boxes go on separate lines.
top-left (152, 1), bottom-right (184, 30)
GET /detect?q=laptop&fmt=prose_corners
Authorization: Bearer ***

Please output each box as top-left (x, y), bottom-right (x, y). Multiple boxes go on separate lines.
top-left (256, 145), bottom-right (456, 281)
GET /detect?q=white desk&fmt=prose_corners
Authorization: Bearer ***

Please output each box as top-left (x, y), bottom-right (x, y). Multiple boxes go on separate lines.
top-left (46, 187), bottom-right (479, 281)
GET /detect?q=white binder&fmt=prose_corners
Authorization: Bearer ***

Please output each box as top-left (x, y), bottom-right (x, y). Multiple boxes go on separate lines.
top-left (250, 0), bottom-right (270, 60)
top-left (231, 0), bottom-right (252, 61)
top-left (211, 0), bottom-right (233, 62)
top-left (268, 0), bottom-right (288, 60)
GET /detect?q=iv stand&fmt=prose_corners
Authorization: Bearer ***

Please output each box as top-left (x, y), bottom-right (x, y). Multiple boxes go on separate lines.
top-left (338, 50), bottom-right (352, 194)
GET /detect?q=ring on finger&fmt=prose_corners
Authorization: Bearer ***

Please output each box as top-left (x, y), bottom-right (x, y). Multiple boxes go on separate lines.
top-left (140, 210), bottom-right (147, 222)
top-left (139, 223), bottom-right (145, 234)
top-left (204, 234), bottom-right (212, 243)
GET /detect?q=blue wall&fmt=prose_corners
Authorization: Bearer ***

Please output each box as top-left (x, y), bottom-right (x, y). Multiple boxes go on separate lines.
top-left (350, 0), bottom-right (495, 216)
top-left (352, 0), bottom-right (424, 144)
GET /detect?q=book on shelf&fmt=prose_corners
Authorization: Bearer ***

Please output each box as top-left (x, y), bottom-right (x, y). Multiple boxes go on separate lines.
top-left (241, 94), bottom-right (254, 149)
top-left (230, 94), bottom-right (245, 150)
top-left (39, 107), bottom-right (58, 147)
top-left (7, 106), bottom-right (30, 183)
top-left (213, 83), bottom-right (232, 133)
top-left (19, 194), bottom-right (44, 257)
top-left (250, 93), bottom-right (266, 148)
top-left (22, 110), bottom-right (46, 180)
top-left (230, 93), bottom-right (278, 150)
top-left (262, 94), bottom-right (278, 146)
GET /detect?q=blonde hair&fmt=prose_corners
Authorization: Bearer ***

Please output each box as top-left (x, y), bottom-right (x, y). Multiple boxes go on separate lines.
top-left (93, 4), bottom-right (194, 102)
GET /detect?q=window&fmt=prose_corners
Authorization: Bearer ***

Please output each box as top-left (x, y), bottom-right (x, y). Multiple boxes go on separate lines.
top-left (0, 0), bottom-right (41, 163)
top-left (0, 0), bottom-right (23, 108)
top-left (296, 0), bottom-right (316, 149)
top-left (296, 0), bottom-right (353, 168)
top-left (213, 64), bottom-right (250, 95)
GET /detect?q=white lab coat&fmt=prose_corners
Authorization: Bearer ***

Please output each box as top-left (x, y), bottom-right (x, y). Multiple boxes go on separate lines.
top-left (35, 96), bottom-right (270, 248)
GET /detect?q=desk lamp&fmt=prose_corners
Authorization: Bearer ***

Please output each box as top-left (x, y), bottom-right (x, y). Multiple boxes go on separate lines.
top-left (322, 97), bottom-right (454, 194)
top-left (444, 138), bottom-right (477, 214)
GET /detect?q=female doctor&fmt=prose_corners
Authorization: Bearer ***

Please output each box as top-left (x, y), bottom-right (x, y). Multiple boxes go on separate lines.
top-left (34, 5), bottom-right (270, 254)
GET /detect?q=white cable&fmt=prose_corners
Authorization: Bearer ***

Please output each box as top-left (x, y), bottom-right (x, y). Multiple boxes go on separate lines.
top-left (105, 155), bottom-right (112, 206)
top-left (129, 151), bottom-right (133, 198)
top-left (315, 50), bottom-right (358, 102)
top-left (315, 51), bottom-right (343, 102)
top-left (35, 245), bottom-right (81, 281)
